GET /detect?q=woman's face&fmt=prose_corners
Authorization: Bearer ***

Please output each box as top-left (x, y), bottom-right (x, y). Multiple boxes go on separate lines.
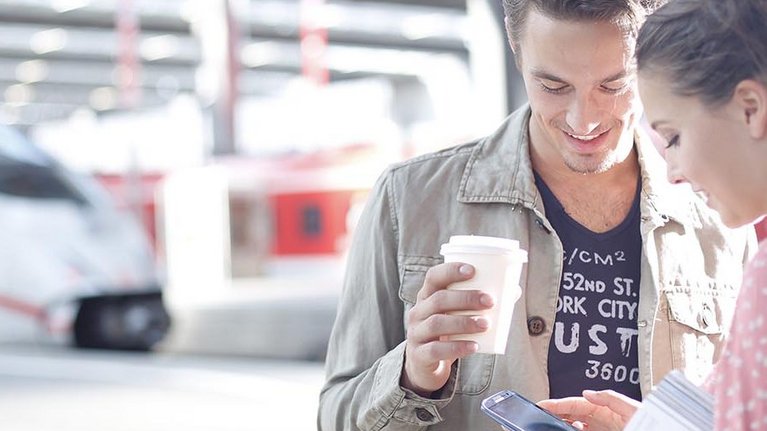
top-left (638, 72), bottom-right (767, 228)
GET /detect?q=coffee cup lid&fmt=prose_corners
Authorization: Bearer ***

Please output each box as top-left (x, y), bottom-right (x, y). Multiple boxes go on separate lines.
top-left (440, 235), bottom-right (527, 260)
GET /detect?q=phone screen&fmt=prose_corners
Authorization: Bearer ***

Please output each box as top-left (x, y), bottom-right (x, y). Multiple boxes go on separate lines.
top-left (481, 390), bottom-right (576, 431)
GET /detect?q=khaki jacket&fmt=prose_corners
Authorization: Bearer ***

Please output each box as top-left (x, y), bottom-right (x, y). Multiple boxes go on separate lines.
top-left (319, 106), bottom-right (754, 431)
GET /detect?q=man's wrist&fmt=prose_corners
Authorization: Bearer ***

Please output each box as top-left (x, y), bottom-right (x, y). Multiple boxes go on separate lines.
top-left (400, 371), bottom-right (436, 398)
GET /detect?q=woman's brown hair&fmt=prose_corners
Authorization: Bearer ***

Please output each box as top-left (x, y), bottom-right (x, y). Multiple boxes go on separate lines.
top-left (637, 0), bottom-right (767, 107)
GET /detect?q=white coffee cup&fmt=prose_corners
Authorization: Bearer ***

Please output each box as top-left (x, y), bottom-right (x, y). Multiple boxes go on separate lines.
top-left (439, 235), bottom-right (528, 354)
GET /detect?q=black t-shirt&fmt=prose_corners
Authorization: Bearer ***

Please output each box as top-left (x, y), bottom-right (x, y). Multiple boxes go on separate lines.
top-left (535, 172), bottom-right (642, 401)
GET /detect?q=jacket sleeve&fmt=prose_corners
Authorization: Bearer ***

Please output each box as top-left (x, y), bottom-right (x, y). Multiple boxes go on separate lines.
top-left (318, 169), bottom-right (456, 431)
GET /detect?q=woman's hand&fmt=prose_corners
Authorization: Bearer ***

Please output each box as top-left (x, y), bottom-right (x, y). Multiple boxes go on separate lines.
top-left (538, 389), bottom-right (641, 431)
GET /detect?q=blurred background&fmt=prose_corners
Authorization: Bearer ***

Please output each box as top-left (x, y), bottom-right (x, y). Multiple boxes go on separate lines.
top-left (5, 1), bottom-right (762, 430)
top-left (0, 0), bottom-right (528, 429)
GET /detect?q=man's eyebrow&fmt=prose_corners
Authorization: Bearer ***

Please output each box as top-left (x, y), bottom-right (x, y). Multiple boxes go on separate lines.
top-left (650, 120), bottom-right (668, 130)
top-left (530, 69), bottom-right (634, 84)
top-left (530, 69), bottom-right (567, 82)
top-left (601, 70), bottom-right (634, 83)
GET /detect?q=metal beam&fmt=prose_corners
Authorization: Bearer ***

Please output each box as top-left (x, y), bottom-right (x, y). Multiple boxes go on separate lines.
top-left (0, 0), bottom-right (470, 125)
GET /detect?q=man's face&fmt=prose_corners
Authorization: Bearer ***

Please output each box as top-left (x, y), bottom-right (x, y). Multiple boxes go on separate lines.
top-left (515, 10), bottom-right (641, 174)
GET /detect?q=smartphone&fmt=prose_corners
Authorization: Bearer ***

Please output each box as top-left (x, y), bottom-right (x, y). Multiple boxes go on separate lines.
top-left (481, 390), bottom-right (577, 431)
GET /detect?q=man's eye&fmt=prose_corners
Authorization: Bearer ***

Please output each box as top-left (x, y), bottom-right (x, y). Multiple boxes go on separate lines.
top-left (539, 82), bottom-right (568, 94)
top-left (601, 82), bottom-right (628, 93)
top-left (664, 135), bottom-right (680, 149)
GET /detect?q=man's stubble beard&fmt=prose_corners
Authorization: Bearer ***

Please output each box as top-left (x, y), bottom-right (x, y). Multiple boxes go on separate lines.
top-left (563, 154), bottom-right (616, 175)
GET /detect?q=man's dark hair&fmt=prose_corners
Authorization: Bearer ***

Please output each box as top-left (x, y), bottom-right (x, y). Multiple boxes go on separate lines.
top-left (637, 0), bottom-right (767, 107)
top-left (502, 0), bottom-right (667, 51)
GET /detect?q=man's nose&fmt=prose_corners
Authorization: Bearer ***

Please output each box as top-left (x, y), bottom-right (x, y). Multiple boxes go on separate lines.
top-left (566, 93), bottom-right (601, 134)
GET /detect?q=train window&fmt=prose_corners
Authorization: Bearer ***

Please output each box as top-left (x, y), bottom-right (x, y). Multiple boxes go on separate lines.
top-left (0, 161), bottom-right (87, 205)
top-left (301, 205), bottom-right (322, 237)
top-left (0, 126), bottom-right (50, 166)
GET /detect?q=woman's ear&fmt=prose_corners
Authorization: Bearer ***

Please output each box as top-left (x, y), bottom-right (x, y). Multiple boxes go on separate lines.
top-left (733, 79), bottom-right (767, 139)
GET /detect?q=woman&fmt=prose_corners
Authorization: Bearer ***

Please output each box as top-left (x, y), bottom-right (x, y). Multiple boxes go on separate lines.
top-left (540, 0), bottom-right (767, 430)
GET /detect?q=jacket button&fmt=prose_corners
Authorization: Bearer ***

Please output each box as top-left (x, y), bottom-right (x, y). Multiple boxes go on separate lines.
top-left (528, 316), bottom-right (546, 335)
top-left (415, 407), bottom-right (434, 422)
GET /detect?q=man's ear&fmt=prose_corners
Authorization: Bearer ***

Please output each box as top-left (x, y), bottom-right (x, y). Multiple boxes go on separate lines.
top-left (733, 79), bottom-right (767, 139)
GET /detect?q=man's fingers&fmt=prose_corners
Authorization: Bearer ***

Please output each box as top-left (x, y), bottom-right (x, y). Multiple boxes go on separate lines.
top-left (410, 340), bottom-right (478, 363)
top-left (409, 289), bottom-right (493, 323)
top-left (418, 262), bottom-right (474, 300)
top-left (539, 397), bottom-right (599, 418)
top-left (582, 390), bottom-right (640, 418)
top-left (408, 314), bottom-right (489, 343)
top-left (571, 421), bottom-right (588, 430)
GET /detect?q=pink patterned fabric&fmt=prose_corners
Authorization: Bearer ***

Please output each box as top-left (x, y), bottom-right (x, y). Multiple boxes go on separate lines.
top-left (705, 241), bottom-right (767, 430)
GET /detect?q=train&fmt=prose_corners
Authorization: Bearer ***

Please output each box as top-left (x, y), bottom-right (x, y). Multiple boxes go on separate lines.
top-left (0, 125), bottom-right (169, 350)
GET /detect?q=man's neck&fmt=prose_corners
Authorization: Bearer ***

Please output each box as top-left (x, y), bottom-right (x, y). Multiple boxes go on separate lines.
top-left (533, 150), bottom-right (639, 191)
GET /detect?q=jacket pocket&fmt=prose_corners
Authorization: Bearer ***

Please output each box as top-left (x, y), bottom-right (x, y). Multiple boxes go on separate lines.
top-left (398, 264), bottom-right (431, 306)
top-left (663, 284), bottom-right (738, 384)
top-left (455, 354), bottom-right (495, 395)
top-left (398, 255), bottom-right (495, 395)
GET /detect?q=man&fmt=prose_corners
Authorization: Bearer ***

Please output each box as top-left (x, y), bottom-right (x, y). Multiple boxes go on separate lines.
top-left (319, 1), bottom-right (754, 430)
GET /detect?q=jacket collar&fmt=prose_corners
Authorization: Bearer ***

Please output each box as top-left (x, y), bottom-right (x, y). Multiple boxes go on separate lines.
top-left (458, 105), bottom-right (538, 208)
top-left (458, 104), bottom-right (696, 227)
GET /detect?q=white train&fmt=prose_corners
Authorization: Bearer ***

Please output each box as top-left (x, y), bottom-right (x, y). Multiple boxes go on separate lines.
top-left (0, 125), bottom-right (169, 350)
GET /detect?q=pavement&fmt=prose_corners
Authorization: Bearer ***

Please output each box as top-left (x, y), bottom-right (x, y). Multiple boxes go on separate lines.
top-left (157, 256), bottom-right (344, 361)
top-left (0, 344), bottom-right (326, 431)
